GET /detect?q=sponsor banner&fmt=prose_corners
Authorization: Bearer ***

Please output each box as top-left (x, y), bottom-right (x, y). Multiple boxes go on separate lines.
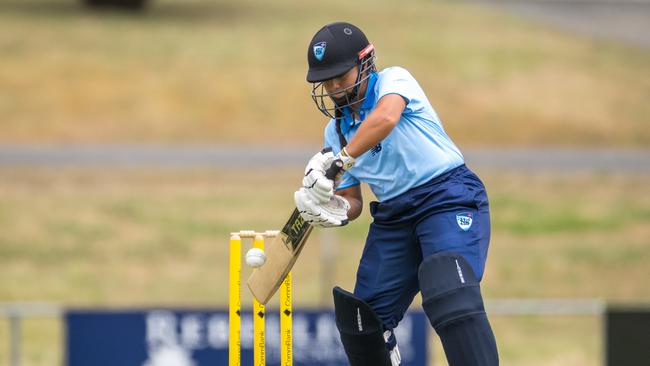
top-left (65, 309), bottom-right (429, 366)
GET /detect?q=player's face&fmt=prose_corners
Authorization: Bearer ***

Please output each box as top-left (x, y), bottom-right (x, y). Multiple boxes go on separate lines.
top-left (323, 66), bottom-right (359, 99)
top-left (309, 51), bottom-right (375, 119)
top-left (322, 66), bottom-right (369, 110)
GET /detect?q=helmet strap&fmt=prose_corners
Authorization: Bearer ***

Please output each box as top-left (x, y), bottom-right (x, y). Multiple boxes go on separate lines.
top-left (335, 109), bottom-right (348, 148)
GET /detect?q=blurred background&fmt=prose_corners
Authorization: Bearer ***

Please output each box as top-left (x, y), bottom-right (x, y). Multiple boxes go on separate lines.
top-left (0, 0), bottom-right (648, 365)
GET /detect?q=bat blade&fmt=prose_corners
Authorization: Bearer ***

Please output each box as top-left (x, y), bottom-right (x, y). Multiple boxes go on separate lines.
top-left (247, 208), bottom-right (313, 304)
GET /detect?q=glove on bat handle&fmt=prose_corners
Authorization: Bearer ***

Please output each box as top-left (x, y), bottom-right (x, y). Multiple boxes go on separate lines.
top-left (321, 147), bottom-right (344, 180)
top-left (321, 148), bottom-right (348, 227)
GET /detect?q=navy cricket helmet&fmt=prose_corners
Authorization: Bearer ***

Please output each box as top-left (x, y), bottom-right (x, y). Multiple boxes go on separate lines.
top-left (306, 22), bottom-right (376, 119)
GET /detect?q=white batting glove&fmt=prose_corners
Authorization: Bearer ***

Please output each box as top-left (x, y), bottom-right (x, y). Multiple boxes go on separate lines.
top-left (294, 188), bottom-right (350, 228)
top-left (303, 150), bottom-right (336, 204)
top-left (303, 148), bottom-right (356, 204)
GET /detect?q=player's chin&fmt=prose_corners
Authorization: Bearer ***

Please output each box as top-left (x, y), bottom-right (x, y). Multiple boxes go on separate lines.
top-left (330, 96), bottom-right (348, 107)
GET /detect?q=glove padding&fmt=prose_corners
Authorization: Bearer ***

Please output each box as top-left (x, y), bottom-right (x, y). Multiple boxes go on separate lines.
top-left (303, 149), bottom-right (356, 204)
top-left (294, 187), bottom-right (350, 228)
top-left (303, 150), bottom-right (336, 204)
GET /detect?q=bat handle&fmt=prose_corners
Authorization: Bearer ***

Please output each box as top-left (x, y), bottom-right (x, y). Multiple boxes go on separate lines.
top-left (320, 147), bottom-right (344, 181)
top-left (324, 159), bottom-right (344, 180)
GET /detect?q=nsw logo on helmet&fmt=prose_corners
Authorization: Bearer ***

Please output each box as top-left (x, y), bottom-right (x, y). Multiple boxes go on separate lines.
top-left (313, 41), bottom-right (327, 61)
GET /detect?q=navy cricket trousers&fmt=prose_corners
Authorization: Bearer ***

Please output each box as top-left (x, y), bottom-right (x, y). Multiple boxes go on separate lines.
top-left (353, 164), bottom-right (491, 331)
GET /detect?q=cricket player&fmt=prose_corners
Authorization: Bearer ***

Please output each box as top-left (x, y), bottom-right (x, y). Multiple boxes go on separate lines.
top-left (294, 22), bottom-right (499, 365)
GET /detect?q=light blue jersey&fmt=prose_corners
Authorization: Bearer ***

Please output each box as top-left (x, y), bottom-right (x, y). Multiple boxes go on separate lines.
top-left (324, 66), bottom-right (464, 202)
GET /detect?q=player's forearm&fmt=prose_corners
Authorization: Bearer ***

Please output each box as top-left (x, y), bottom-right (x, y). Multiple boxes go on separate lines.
top-left (336, 186), bottom-right (363, 221)
top-left (345, 196), bottom-right (363, 221)
top-left (345, 111), bottom-right (398, 157)
top-left (344, 94), bottom-right (406, 158)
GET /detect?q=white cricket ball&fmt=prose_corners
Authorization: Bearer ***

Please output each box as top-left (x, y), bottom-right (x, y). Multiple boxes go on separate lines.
top-left (245, 248), bottom-right (266, 268)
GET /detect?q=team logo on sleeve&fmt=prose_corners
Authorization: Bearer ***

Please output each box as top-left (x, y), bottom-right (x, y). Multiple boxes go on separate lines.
top-left (456, 212), bottom-right (473, 231)
top-left (313, 41), bottom-right (327, 61)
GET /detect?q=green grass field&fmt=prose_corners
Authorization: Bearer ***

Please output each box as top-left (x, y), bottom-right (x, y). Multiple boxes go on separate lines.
top-left (1, 0), bottom-right (649, 146)
top-left (1, 169), bottom-right (648, 304)
top-left (0, 168), bottom-right (648, 365)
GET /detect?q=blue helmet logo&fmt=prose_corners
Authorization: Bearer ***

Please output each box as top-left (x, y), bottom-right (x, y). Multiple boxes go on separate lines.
top-left (313, 41), bottom-right (326, 61)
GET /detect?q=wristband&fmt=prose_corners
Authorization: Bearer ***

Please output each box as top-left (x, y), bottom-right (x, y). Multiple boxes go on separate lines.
top-left (337, 147), bottom-right (356, 171)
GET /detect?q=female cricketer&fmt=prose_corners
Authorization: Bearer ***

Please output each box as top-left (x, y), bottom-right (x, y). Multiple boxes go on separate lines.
top-left (294, 22), bottom-right (499, 366)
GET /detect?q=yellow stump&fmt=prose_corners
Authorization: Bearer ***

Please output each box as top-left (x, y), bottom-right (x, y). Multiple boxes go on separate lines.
top-left (229, 230), bottom-right (288, 366)
top-left (229, 234), bottom-right (241, 366)
top-left (253, 234), bottom-right (266, 366)
top-left (280, 272), bottom-right (293, 366)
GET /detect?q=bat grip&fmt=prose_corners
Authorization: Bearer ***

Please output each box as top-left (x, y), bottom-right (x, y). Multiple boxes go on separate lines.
top-left (320, 147), bottom-right (344, 180)
top-left (324, 159), bottom-right (343, 180)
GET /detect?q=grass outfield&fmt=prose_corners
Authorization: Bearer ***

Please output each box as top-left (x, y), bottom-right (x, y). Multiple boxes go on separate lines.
top-left (0, 168), bottom-right (648, 365)
top-left (1, 0), bottom-right (649, 146)
top-left (1, 168), bottom-right (648, 304)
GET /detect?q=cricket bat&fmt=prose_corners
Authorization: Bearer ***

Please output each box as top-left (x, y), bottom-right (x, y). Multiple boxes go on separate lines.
top-left (247, 153), bottom-right (343, 304)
